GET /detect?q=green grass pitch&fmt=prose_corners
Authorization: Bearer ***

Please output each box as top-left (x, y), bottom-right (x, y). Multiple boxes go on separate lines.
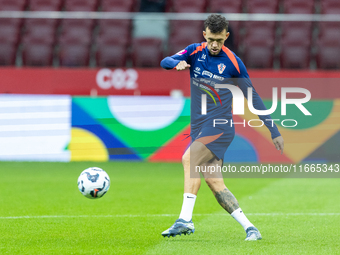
top-left (0, 161), bottom-right (339, 254)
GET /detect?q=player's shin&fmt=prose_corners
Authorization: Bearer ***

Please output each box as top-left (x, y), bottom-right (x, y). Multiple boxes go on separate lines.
top-left (179, 193), bottom-right (197, 221)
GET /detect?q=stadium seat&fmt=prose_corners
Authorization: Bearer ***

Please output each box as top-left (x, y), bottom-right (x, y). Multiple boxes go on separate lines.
top-left (321, 0), bottom-right (340, 14)
top-left (168, 20), bottom-right (204, 54)
top-left (101, 0), bottom-right (135, 12)
top-left (0, 19), bottom-right (21, 45)
top-left (168, 38), bottom-right (191, 55)
top-left (59, 44), bottom-right (90, 67)
top-left (318, 22), bottom-right (340, 42)
top-left (0, 42), bottom-right (17, 65)
top-left (247, 0), bottom-right (279, 13)
top-left (170, 20), bottom-right (204, 41)
top-left (22, 28), bottom-right (55, 45)
top-left (244, 21), bottom-right (276, 44)
top-left (316, 38), bottom-right (340, 69)
top-left (25, 18), bottom-right (58, 29)
top-left (132, 38), bottom-right (163, 67)
top-left (24, 19), bottom-right (57, 45)
top-left (22, 42), bottom-right (54, 66)
top-left (96, 37), bottom-right (128, 67)
top-left (243, 39), bottom-right (274, 68)
top-left (280, 21), bottom-right (312, 46)
top-left (59, 29), bottom-right (92, 46)
top-left (283, 0), bottom-right (315, 14)
top-left (59, 19), bottom-right (94, 45)
top-left (64, 0), bottom-right (99, 11)
top-left (172, 0), bottom-right (207, 13)
top-left (61, 19), bottom-right (94, 30)
top-left (0, 0), bottom-right (26, 11)
top-left (97, 19), bottom-right (131, 42)
top-left (29, 0), bottom-right (63, 11)
top-left (209, 0), bottom-right (242, 13)
top-left (280, 41), bottom-right (311, 69)
top-left (316, 21), bottom-right (340, 69)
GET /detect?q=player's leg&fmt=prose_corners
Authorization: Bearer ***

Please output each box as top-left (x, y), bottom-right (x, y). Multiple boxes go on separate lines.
top-left (179, 141), bottom-right (216, 219)
top-left (202, 158), bottom-right (262, 241)
top-left (161, 141), bottom-right (216, 237)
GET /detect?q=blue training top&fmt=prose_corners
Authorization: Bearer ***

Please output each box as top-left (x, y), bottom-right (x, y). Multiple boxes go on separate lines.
top-left (160, 42), bottom-right (281, 139)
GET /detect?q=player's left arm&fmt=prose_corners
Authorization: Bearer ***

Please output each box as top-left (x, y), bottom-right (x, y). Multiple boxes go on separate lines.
top-left (235, 59), bottom-right (284, 154)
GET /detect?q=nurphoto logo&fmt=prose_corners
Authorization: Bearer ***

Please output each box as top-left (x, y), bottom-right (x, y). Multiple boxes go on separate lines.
top-left (201, 85), bottom-right (311, 128)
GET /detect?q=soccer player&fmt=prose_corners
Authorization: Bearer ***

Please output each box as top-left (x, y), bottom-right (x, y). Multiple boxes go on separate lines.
top-left (160, 14), bottom-right (284, 241)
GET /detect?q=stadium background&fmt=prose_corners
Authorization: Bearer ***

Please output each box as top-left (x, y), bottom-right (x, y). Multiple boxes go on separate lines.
top-left (0, 0), bottom-right (340, 163)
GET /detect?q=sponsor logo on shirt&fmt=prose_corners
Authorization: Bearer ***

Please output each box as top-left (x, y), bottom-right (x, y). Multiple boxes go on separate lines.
top-left (176, 49), bottom-right (187, 55)
top-left (202, 70), bottom-right (213, 78)
top-left (213, 74), bottom-right (224, 81)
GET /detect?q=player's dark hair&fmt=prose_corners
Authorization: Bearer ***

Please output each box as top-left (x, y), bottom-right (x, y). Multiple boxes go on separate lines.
top-left (204, 14), bottom-right (229, 33)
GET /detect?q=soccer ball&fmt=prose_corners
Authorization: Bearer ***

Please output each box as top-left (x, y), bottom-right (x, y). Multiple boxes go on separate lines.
top-left (77, 167), bottom-right (110, 199)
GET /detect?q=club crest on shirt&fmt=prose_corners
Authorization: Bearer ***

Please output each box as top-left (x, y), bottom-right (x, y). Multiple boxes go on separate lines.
top-left (217, 63), bottom-right (226, 74)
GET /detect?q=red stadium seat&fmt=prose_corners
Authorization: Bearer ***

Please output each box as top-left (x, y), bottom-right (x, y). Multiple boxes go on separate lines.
top-left (168, 38), bottom-right (191, 55)
top-left (169, 20), bottom-right (204, 44)
top-left (318, 22), bottom-right (340, 42)
top-left (22, 43), bottom-right (54, 66)
top-left (243, 39), bottom-right (274, 68)
top-left (29, 0), bottom-right (63, 11)
top-left (244, 21), bottom-right (276, 44)
top-left (97, 19), bottom-right (131, 42)
top-left (0, 0), bottom-right (26, 11)
top-left (168, 21), bottom-right (204, 54)
top-left (281, 21), bottom-right (312, 46)
top-left (0, 42), bottom-right (17, 65)
top-left (59, 19), bottom-right (94, 45)
top-left (321, 0), bottom-right (340, 14)
top-left (97, 19), bottom-right (131, 31)
top-left (283, 0), bottom-right (315, 14)
top-left (132, 38), bottom-right (163, 67)
top-left (25, 18), bottom-right (58, 29)
top-left (280, 40), bottom-right (311, 69)
top-left (22, 29), bottom-right (55, 45)
top-left (0, 19), bottom-right (21, 45)
top-left (172, 0), bottom-right (207, 13)
top-left (247, 0), bottom-right (279, 13)
top-left (59, 44), bottom-right (90, 67)
top-left (59, 29), bottom-right (92, 46)
top-left (24, 19), bottom-right (57, 45)
top-left (244, 21), bottom-right (276, 33)
top-left (64, 0), bottom-right (99, 11)
top-left (96, 37), bottom-right (128, 67)
top-left (209, 0), bottom-right (242, 13)
top-left (101, 0), bottom-right (135, 12)
top-left (316, 22), bottom-right (340, 69)
top-left (316, 37), bottom-right (340, 69)
top-left (61, 19), bottom-right (94, 30)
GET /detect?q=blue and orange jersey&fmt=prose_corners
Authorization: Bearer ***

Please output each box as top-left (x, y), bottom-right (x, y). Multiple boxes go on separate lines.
top-left (160, 42), bottom-right (281, 139)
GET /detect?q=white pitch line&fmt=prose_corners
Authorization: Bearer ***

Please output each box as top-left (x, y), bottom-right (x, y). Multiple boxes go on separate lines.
top-left (0, 213), bottom-right (340, 220)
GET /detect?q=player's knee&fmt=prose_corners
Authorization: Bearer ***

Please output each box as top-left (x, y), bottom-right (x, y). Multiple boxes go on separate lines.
top-left (182, 151), bottom-right (190, 167)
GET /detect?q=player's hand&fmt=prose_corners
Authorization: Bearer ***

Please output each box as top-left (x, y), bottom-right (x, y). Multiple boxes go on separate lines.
top-left (273, 136), bottom-right (284, 154)
top-left (176, 61), bottom-right (190, 71)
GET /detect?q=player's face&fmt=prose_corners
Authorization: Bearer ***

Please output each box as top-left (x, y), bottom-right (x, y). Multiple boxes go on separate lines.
top-left (203, 27), bottom-right (229, 55)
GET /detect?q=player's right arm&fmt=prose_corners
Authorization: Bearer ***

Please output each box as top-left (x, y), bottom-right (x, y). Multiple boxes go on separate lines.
top-left (160, 45), bottom-right (196, 70)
